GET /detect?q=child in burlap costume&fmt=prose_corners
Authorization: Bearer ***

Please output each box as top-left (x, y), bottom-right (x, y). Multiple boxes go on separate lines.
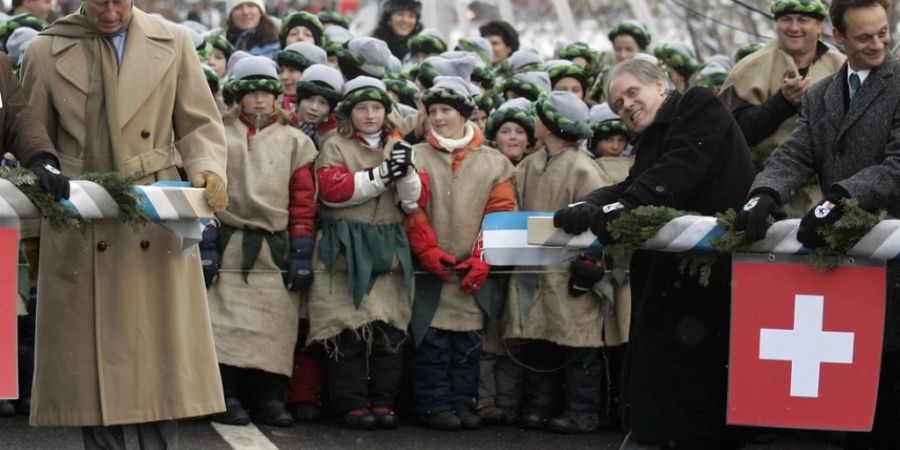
top-left (203, 56), bottom-right (318, 427)
top-left (309, 76), bottom-right (421, 430)
top-left (504, 92), bottom-right (608, 434)
top-left (406, 76), bottom-right (516, 431)
top-left (293, 63), bottom-right (343, 149)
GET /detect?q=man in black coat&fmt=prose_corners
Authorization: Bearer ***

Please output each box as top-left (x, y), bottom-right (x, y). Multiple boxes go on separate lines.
top-left (554, 59), bottom-right (754, 449)
top-left (737, 1), bottom-right (900, 448)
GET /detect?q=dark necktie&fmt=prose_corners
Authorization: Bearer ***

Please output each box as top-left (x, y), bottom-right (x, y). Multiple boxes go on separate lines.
top-left (849, 72), bottom-right (861, 99)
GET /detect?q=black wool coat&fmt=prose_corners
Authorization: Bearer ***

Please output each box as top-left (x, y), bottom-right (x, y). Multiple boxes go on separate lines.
top-left (582, 87), bottom-right (754, 444)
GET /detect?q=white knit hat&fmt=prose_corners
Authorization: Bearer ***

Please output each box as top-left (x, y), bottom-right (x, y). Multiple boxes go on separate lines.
top-left (226, 0), bottom-right (266, 15)
top-left (588, 103), bottom-right (620, 126)
top-left (232, 55), bottom-right (279, 81)
top-left (347, 37), bottom-right (393, 78)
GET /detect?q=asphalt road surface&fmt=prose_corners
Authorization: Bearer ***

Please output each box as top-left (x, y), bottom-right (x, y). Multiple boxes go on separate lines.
top-left (0, 415), bottom-right (846, 449)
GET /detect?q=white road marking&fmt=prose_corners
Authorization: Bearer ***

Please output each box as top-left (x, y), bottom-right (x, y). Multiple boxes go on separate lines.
top-left (210, 422), bottom-right (280, 450)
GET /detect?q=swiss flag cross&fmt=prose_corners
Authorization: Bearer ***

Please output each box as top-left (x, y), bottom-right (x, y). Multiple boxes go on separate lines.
top-left (728, 255), bottom-right (885, 431)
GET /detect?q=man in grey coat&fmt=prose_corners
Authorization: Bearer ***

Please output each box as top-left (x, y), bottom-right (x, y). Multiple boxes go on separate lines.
top-left (736, 0), bottom-right (900, 448)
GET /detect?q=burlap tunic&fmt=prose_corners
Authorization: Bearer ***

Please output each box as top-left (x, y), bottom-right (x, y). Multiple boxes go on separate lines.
top-left (505, 149), bottom-right (607, 347)
top-left (208, 118), bottom-right (317, 376)
top-left (593, 155), bottom-right (634, 346)
top-left (413, 138), bottom-right (515, 332)
top-left (307, 134), bottom-right (413, 343)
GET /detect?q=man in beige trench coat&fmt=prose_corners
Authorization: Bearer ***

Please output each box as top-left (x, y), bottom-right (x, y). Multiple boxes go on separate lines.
top-left (20, 0), bottom-right (229, 447)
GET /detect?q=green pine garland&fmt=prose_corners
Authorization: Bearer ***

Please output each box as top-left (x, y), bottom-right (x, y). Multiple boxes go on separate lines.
top-left (0, 166), bottom-right (151, 232)
top-left (603, 200), bottom-right (889, 285)
top-left (809, 198), bottom-right (885, 269)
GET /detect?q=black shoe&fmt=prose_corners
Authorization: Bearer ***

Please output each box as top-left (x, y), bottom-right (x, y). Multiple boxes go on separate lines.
top-left (0, 401), bottom-right (14, 418)
top-left (519, 411), bottom-right (548, 430)
top-left (424, 411), bottom-right (461, 431)
top-left (250, 403), bottom-right (294, 427)
top-left (288, 402), bottom-right (321, 422)
top-left (371, 407), bottom-right (399, 429)
top-left (547, 411), bottom-right (598, 434)
top-left (210, 400), bottom-right (250, 426)
top-left (15, 398), bottom-right (30, 416)
top-left (341, 408), bottom-right (377, 430)
top-left (476, 405), bottom-right (505, 426)
top-left (457, 410), bottom-right (481, 430)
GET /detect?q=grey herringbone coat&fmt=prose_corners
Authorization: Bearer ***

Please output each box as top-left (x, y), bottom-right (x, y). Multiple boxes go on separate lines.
top-left (752, 54), bottom-right (900, 350)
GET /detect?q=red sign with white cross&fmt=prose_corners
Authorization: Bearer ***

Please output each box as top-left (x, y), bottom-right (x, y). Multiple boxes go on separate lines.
top-left (0, 227), bottom-right (18, 399)
top-left (728, 255), bottom-right (885, 431)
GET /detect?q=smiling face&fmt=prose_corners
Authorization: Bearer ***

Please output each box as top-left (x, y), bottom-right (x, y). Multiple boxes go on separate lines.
top-left (607, 71), bottom-right (667, 133)
top-left (775, 13), bottom-right (822, 59)
top-left (230, 2), bottom-right (262, 31)
top-left (834, 4), bottom-right (890, 71)
top-left (389, 10), bottom-right (417, 37)
top-left (351, 100), bottom-right (386, 134)
top-left (495, 121), bottom-right (528, 161)
top-left (299, 95), bottom-right (331, 124)
top-left (428, 103), bottom-right (467, 139)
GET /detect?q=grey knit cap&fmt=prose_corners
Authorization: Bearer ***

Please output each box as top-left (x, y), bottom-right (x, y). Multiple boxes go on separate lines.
top-left (588, 103), bottom-right (619, 126)
top-left (348, 37), bottom-right (393, 78)
top-left (535, 91), bottom-right (590, 141)
top-left (277, 42), bottom-right (327, 71)
top-left (232, 55), bottom-right (280, 81)
top-left (324, 24), bottom-right (354, 44)
top-left (6, 26), bottom-right (37, 67)
top-left (225, 50), bottom-right (252, 78)
top-left (506, 47), bottom-right (544, 73)
top-left (455, 36), bottom-right (493, 65)
top-left (297, 64), bottom-right (344, 101)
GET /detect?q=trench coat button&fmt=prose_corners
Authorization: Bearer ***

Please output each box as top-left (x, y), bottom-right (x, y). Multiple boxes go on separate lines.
top-left (140, 240), bottom-right (150, 250)
top-left (141, 130), bottom-right (151, 139)
top-left (97, 241), bottom-right (108, 252)
top-left (655, 185), bottom-right (665, 193)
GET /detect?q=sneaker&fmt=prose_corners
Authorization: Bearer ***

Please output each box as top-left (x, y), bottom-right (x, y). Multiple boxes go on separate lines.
top-left (476, 405), bottom-right (506, 425)
top-left (371, 406), bottom-right (399, 429)
top-left (457, 410), bottom-right (482, 430)
top-left (341, 408), bottom-right (377, 430)
top-left (210, 398), bottom-right (250, 426)
top-left (547, 411), bottom-right (598, 434)
top-left (499, 407), bottom-right (520, 425)
top-left (250, 402), bottom-right (294, 427)
top-left (287, 401), bottom-right (321, 422)
top-left (424, 411), bottom-right (461, 431)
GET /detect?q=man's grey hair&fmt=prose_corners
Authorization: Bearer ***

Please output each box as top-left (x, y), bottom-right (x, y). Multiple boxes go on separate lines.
top-left (603, 58), bottom-right (668, 102)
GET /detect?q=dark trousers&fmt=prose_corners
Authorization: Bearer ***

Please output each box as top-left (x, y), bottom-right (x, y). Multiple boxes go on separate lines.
top-left (846, 351), bottom-right (900, 450)
top-left (219, 364), bottom-right (288, 407)
top-left (562, 348), bottom-right (603, 414)
top-left (327, 323), bottom-right (405, 413)
top-left (81, 421), bottom-right (177, 450)
top-left (411, 327), bottom-right (481, 417)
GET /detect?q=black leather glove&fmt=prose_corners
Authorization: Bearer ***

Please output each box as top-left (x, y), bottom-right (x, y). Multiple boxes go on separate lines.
top-left (285, 237), bottom-right (314, 291)
top-left (199, 224), bottom-right (219, 288)
top-left (797, 188), bottom-right (849, 249)
top-left (734, 190), bottom-right (785, 242)
top-left (389, 141), bottom-right (414, 173)
top-left (568, 252), bottom-right (605, 296)
top-left (553, 201), bottom-right (597, 234)
top-left (588, 200), bottom-right (634, 244)
top-left (26, 154), bottom-right (70, 201)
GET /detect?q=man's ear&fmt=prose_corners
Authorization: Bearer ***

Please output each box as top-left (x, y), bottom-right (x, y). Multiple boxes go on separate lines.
top-left (833, 28), bottom-right (846, 48)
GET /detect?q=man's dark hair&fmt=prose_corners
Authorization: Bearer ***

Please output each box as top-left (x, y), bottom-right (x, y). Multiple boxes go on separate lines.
top-left (479, 20), bottom-right (519, 53)
top-left (830, 0), bottom-right (892, 33)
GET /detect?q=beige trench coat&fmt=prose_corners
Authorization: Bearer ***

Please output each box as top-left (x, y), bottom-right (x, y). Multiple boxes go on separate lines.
top-left (20, 9), bottom-right (228, 426)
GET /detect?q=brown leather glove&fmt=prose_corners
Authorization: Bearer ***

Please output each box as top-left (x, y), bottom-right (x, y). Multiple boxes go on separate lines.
top-left (191, 170), bottom-right (228, 212)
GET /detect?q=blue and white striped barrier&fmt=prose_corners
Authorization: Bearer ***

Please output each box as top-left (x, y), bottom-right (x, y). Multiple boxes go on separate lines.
top-left (482, 212), bottom-right (900, 266)
top-left (0, 179), bottom-right (213, 222)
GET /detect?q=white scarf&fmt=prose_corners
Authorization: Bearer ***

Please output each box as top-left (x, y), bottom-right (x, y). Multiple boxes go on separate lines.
top-left (359, 131), bottom-right (382, 149)
top-left (430, 123), bottom-right (475, 151)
